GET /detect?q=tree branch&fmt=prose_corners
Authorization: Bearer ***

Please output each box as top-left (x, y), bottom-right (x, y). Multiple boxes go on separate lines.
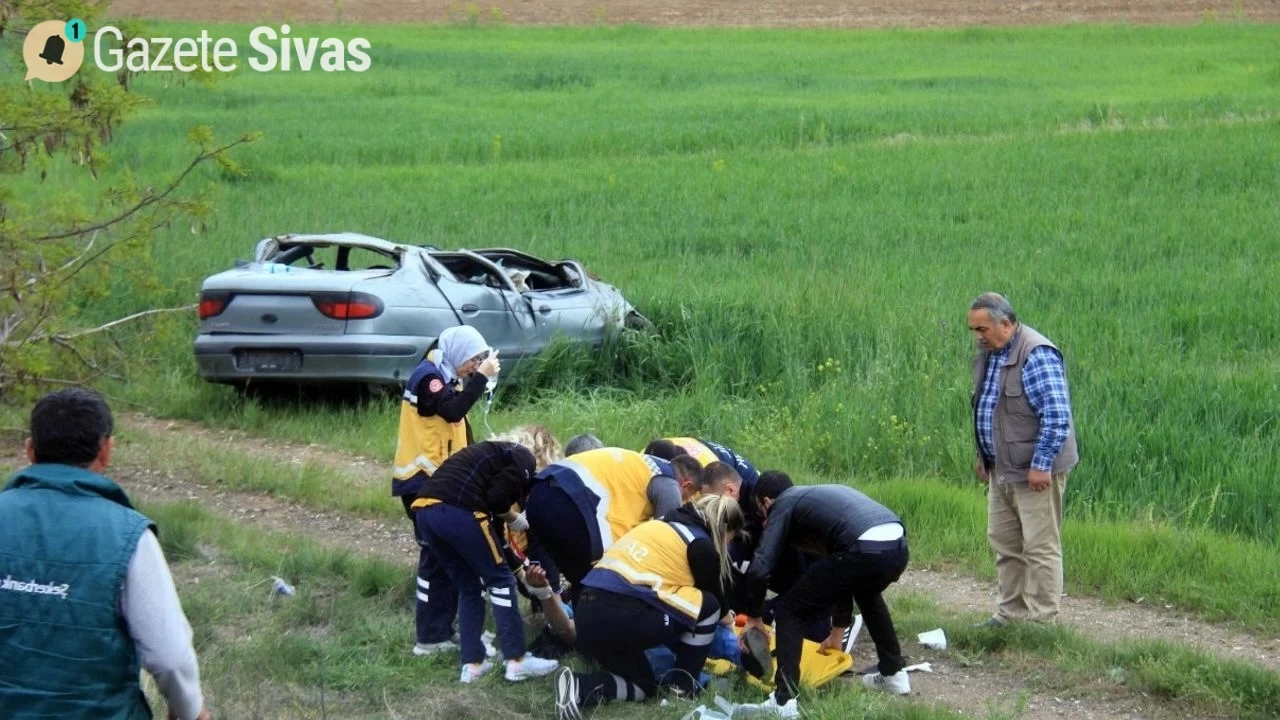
top-left (32, 304), bottom-right (196, 343)
top-left (51, 229), bottom-right (99, 277)
top-left (49, 335), bottom-right (125, 381)
top-left (46, 216), bottom-right (169, 294)
top-left (30, 135), bottom-right (254, 243)
top-left (0, 374), bottom-right (156, 409)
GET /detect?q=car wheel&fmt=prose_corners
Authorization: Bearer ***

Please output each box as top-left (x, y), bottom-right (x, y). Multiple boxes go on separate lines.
top-left (624, 311), bottom-right (652, 330)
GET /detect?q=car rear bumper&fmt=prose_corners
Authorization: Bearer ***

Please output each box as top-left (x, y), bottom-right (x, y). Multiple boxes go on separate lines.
top-left (194, 334), bottom-right (426, 385)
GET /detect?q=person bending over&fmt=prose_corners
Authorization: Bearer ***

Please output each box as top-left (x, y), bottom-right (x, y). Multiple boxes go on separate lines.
top-left (740, 474), bottom-right (912, 718)
top-left (523, 447), bottom-right (705, 588)
top-left (412, 440), bottom-right (559, 683)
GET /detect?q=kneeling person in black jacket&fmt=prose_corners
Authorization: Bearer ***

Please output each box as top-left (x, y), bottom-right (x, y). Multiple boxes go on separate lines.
top-left (740, 474), bottom-right (911, 717)
top-left (413, 440), bottom-right (560, 684)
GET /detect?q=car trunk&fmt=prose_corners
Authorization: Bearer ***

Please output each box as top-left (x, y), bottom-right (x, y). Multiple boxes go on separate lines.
top-left (199, 267), bottom-right (383, 336)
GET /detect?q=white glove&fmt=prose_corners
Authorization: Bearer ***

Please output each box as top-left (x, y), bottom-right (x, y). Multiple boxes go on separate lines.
top-left (506, 512), bottom-right (529, 532)
top-left (478, 349), bottom-right (501, 380)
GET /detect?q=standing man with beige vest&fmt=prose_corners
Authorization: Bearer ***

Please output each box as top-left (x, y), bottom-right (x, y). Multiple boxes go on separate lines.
top-left (968, 292), bottom-right (1079, 626)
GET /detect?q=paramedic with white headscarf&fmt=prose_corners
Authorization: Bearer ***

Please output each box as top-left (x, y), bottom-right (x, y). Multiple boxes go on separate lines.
top-left (391, 325), bottom-right (501, 657)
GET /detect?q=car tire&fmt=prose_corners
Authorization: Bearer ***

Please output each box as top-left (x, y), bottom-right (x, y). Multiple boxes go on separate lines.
top-left (623, 311), bottom-right (652, 331)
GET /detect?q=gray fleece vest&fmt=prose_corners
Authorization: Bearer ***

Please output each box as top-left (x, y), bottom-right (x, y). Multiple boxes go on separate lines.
top-left (971, 325), bottom-right (1079, 484)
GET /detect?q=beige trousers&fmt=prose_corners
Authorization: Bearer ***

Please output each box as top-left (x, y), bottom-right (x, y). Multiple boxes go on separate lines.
top-left (987, 472), bottom-right (1068, 623)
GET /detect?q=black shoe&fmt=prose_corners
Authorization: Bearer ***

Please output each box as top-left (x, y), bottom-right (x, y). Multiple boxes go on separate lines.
top-left (741, 627), bottom-right (773, 680)
top-left (973, 617), bottom-right (1006, 629)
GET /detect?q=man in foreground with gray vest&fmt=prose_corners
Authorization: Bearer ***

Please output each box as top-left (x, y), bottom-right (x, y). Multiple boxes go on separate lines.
top-left (968, 292), bottom-right (1079, 626)
top-left (0, 388), bottom-right (210, 720)
top-left (738, 473), bottom-right (911, 717)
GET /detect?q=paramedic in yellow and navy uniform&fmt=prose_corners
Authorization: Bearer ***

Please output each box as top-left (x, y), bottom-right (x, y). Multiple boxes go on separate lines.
top-left (551, 495), bottom-right (746, 717)
top-left (643, 437), bottom-right (760, 504)
top-left (523, 447), bottom-right (705, 588)
top-left (643, 438), bottom-right (772, 611)
top-left (390, 325), bottom-right (500, 657)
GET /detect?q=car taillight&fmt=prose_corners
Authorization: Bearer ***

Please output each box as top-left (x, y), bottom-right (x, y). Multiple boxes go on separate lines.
top-left (311, 292), bottom-right (384, 320)
top-left (198, 292), bottom-right (230, 319)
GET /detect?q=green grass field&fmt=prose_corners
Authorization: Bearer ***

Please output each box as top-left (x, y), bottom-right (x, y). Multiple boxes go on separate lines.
top-left (7, 15), bottom-right (1280, 720)
top-left (48, 19), bottom-right (1279, 542)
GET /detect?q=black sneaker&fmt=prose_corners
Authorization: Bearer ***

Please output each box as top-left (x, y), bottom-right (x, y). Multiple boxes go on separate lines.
top-left (554, 667), bottom-right (581, 720)
top-left (741, 627), bottom-right (773, 680)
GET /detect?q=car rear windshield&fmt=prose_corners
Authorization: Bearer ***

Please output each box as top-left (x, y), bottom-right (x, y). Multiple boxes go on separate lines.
top-left (267, 243), bottom-right (401, 271)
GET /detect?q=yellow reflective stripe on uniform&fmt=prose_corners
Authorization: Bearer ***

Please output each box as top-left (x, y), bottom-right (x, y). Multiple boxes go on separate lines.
top-left (556, 456), bottom-right (616, 549)
top-left (479, 518), bottom-right (503, 564)
top-left (393, 453), bottom-right (439, 478)
top-left (669, 437), bottom-right (718, 467)
top-left (392, 360), bottom-right (467, 483)
top-left (595, 556), bottom-right (701, 617)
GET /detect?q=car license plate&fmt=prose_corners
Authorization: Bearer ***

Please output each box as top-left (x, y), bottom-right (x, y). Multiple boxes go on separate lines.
top-left (234, 350), bottom-right (302, 372)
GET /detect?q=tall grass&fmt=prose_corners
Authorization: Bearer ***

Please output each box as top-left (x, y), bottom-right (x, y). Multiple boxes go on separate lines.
top-left (16, 21), bottom-right (1280, 541)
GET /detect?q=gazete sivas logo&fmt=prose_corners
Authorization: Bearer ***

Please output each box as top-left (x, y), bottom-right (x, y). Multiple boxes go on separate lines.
top-left (22, 19), bottom-right (370, 81)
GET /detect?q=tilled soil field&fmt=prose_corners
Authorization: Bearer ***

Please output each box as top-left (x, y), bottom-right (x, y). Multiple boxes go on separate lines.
top-left (106, 0), bottom-right (1280, 27)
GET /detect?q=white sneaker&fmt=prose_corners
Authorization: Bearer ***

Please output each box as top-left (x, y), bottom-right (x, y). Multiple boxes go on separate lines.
top-left (412, 640), bottom-right (458, 656)
top-left (504, 653), bottom-right (559, 681)
top-left (460, 660), bottom-right (494, 684)
top-left (758, 692), bottom-right (800, 719)
top-left (862, 670), bottom-right (911, 695)
top-left (554, 666), bottom-right (582, 720)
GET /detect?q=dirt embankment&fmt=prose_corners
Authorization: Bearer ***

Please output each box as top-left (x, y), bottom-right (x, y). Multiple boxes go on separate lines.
top-left (106, 0), bottom-right (1280, 27)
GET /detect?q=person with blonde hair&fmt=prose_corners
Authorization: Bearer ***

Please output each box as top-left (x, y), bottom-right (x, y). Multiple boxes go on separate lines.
top-left (552, 494), bottom-right (745, 719)
top-left (490, 424), bottom-right (562, 470)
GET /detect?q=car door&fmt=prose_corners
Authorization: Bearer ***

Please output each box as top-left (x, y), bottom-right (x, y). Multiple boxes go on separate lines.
top-left (422, 252), bottom-right (537, 361)
top-left (520, 284), bottom-right (603, 345)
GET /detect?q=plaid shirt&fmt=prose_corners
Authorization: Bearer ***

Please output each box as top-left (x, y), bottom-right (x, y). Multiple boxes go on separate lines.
top-left (976, 332), bottom-right (1073, 471)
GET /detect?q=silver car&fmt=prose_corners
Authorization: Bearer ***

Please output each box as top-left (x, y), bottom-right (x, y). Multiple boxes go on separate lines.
top-left (194, 232), bottom-right (646, 387)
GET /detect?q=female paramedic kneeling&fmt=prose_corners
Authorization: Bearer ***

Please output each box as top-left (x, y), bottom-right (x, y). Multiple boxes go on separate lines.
top-left (413, 440), bottom-right (560, 684)
top-left (552, 494), bottom-right (745, 720)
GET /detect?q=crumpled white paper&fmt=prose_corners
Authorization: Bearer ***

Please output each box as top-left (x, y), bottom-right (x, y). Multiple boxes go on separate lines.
top-left (679, 694), bottom-right (773, 719)
top-left (917, 627), bottom-right (948, 650)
